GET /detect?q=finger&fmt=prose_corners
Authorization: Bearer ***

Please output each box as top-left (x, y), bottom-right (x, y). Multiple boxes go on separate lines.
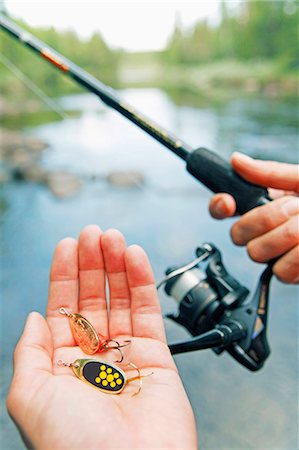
top-left (268, 188), bottom-right (296, 199)
top-left (231, 153), bottom-right (299, 192)
top-left (47, 238), bottom-right (78, 348)
top-left (101, 229), bottom-right (132, 337)
top-left (125, 245), bottom-right (166, 343)
top-left (209, 193), bottom-right (237, 219)
top-left (273, 245), bottom-right (299, 284)
top-left (7, 313), bottom-right (53, 421)
top-left (247, 216), bottom-right (299, 263)
top-left (231, 196), bottom-right (299, 246)
top-left (78, 225), bottom-right (108, 337)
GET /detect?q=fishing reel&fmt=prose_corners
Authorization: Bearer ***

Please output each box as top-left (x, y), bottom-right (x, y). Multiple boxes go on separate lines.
top-left (158, 243), bottom-right (273, 371)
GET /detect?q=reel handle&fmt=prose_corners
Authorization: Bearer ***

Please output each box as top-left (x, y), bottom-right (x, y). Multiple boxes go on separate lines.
top-left (186, 148), bottom-right (271, 214)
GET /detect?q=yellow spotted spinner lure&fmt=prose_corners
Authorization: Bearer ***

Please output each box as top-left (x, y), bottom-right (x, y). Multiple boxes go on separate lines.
top-left (57, 359), bottom-right (153, 396)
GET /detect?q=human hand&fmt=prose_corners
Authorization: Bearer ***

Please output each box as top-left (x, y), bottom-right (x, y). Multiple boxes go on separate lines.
top-left (209, 153), bottom-right (299, 284)
top-left (7, 226), bottom-right (197, 449)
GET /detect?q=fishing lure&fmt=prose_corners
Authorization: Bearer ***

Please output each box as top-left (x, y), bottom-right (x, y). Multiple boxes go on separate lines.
top-left (57, 359), bottom-right (152, 396)
top-left (59, 307), bottom-right (130, 362)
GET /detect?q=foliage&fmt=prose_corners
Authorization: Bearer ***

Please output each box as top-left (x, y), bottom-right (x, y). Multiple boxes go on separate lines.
top-left (164, 0), bottom-right (298, 71)
top-left (0, 1), bottom-right (298, 103)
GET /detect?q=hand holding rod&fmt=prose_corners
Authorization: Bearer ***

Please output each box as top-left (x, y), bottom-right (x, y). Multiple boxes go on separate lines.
top-left (0, 14), bottom-right (271, 213)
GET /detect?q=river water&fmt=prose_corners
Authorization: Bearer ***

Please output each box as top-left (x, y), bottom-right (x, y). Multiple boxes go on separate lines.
top-left (0, 88), bottom-right (298, 449)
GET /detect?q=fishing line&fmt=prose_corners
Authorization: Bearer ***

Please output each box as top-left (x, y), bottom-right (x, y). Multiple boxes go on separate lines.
top-left (0, 52), bottom-right (69, 120)
top-left (0, 51), bottom-right (166, 199)
top-left (0, 53), bottom-right (203, 200)
top-left (0, 52), bottom-right (168, 198)
top-left (0, 14), bottom-right (271, 215)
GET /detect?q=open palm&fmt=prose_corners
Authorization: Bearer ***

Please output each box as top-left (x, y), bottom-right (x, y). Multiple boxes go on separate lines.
top-left (7, 226), bottom-right (197, 449)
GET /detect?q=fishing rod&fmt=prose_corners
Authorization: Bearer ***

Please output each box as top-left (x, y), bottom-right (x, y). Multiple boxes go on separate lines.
top-left (0, 13), bottom-right (271, 214)
top-left (1, 14), bottom-right (275, 371)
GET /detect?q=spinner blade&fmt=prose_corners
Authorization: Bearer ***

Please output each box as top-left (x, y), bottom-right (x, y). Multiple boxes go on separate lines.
top-left (72, 359), bottom-right (127, 394)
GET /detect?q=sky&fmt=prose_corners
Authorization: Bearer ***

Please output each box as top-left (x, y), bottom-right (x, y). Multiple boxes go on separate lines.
top-left (4, 0), bottom-right (223, 51)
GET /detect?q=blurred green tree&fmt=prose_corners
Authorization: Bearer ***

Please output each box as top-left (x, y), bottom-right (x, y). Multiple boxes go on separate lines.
top-left (164, 0), bottom-right (298, 70)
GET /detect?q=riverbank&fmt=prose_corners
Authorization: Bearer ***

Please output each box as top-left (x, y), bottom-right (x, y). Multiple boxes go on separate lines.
top-left (1, 56), bottom-right (297, 111)
top-left (118, 57), bottom-right (298, 103)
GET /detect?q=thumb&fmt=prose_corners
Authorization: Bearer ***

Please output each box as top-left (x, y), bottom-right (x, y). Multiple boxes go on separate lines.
top-left (231, 152), bottom-right (299, 193)
top-left (13, 312), bottom-right (53, 377)
top-left (7, 313), bottom-right (53, 435)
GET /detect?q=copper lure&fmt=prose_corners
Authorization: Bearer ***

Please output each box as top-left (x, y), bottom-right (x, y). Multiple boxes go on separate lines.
top-left (59, 307), bottom-right (130, 362)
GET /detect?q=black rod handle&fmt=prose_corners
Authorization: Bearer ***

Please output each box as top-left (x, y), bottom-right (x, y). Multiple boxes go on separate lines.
top-left (187, 148), bottom-right (271, 214)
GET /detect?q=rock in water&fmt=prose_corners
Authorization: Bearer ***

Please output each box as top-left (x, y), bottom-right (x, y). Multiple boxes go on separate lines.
top-left (46, 171), bottom-right (82, 198)
top-left (106, 171), bottom-right (145, 187)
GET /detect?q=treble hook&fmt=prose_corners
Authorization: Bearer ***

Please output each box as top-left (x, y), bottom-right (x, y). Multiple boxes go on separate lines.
top-left (126, 362), bottom-right (154, 396)
top-left (103, 339), bottom-right (131, 363)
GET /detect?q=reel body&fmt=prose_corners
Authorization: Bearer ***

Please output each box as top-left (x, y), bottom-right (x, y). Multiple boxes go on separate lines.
top-left (159, 244), bottom-right (273, 371)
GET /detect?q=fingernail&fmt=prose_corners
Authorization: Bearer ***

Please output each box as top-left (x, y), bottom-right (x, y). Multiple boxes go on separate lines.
top-left (214, 199), bottom-right (227, 216)
top-left (282, 197), bottom-right (299, 216)
top-left (232, 152), bottom-right (252, 162)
